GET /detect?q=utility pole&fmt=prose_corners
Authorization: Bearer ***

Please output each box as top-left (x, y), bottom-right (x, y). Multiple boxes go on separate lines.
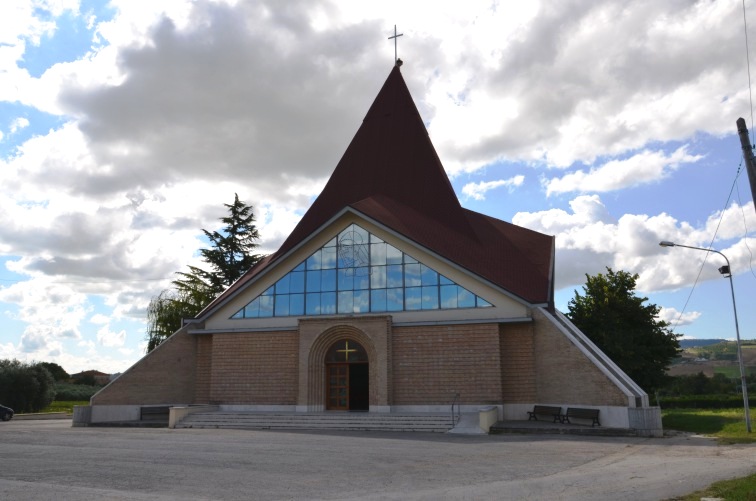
top-left (736, 117), bottom-right (756, 215)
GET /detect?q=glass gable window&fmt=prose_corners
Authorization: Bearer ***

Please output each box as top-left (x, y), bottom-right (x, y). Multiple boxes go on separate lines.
top-left (232, 224), bottom-right (493, 319)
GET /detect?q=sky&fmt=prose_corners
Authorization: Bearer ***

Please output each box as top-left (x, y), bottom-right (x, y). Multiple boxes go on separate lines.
top-left (1, 0), bottom-right (756, 375)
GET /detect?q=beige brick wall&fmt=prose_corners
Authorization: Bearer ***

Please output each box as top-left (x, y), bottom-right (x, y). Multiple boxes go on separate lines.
top-left (209, 331), bottom-right (299, 404)
top-left (532, 308), bottom-right (628, 406)
top-left (91, 326), bottom-right (197, 405)
top-left (392, 323), bottom-right (502, 405)
top-left (499, 322), bottom-right (537, 402)
top-left (195, 335), bottom-right (212, 403)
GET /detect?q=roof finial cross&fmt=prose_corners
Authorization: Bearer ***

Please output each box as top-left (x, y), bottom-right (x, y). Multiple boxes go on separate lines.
top-left (388, 25), bottom-right (403, 64)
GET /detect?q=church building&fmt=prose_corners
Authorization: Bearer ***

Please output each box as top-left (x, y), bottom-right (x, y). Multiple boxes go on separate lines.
top-left (82, 63), bottom-right (661, 434)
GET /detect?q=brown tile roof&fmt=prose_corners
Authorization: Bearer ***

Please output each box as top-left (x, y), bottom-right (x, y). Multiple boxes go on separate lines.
top-left (200, 64), bottom-right (554, 316)
top-left (350, 195), bottom-right (553, 304)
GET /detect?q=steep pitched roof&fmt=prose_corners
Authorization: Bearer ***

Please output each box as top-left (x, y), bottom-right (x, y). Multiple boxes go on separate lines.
top-left (201, 64), bottom-right (554, 315)
top-left (278, 64), bottom-right (474, 256)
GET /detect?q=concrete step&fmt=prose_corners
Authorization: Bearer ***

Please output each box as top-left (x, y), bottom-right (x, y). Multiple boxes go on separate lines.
top-left (176, 412), bottom-right (455, 433)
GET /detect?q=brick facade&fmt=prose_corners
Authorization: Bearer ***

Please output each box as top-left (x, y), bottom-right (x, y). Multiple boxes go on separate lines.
top-left (392, 323), bottom-right (502, 405)
top-left (195, 335), bottom-right (212, 403)
top-left (499, 322), bottom-right (537, 402)
top-left (209, 331), bottom-right (298, 405)
top-left (91, 310), bottom-right (632, 412)
top-left (531, 308), bottom-right (627, 406)
top-left (92, 326), bottom-right (197, 405)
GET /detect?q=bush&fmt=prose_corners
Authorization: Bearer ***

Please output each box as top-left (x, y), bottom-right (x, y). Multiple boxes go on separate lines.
top-left (53, 383), bottom-right (102, 401)
top-left (0, 359), bottom-right (56, 413)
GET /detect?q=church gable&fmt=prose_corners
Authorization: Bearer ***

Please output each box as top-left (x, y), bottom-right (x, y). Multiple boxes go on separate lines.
top-left (231, 222), bottom-right (493, 319)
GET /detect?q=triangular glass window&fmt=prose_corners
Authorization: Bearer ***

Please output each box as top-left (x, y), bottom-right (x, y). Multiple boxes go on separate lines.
top-left (232, 224), bottom-right (493, 319)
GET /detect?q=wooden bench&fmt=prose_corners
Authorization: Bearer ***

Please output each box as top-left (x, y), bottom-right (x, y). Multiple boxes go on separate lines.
top-left (562, 407), bottom-right (600, 427)
top-left (527, 405), bottom-right (562, 423)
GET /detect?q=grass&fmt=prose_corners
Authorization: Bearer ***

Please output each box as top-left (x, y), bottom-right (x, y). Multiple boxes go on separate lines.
top-left (667, 472), bottom-right (756, 500)
top-left (40, 401), bottom-right (89, 414)
top-left (714, 366), bottom-right (756, 378)
top-left (662, 407), bottom-right (756, 444)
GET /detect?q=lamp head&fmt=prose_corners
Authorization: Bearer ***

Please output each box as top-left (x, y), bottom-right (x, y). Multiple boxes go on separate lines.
top-left (659, 241), bottom-right (676, 247)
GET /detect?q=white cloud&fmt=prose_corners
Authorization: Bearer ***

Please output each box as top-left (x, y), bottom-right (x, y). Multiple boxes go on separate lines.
top-left (90, 313), bottom-right (110, 325)
top-left (513, 196), bottom-right (756, 292)
top-left (96, 324), bottom-right (126, 348)
top-left (9, 117), bottom-right (29, 133)
top-left (462, 175), bottom-right (525, 200)
top-left (545, 146), bottom-right (703, 196)
top-left (658, 307), bottom-right (702, 327)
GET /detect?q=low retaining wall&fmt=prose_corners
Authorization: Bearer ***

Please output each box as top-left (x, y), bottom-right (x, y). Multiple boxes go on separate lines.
top-left (14, 412), bottom-right (70, 421)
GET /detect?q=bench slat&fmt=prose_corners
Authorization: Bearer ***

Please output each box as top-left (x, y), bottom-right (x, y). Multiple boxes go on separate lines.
top-left (527, 405), bottom-right (562, 423)
top-left (563, 407), bottom-right (600, 427)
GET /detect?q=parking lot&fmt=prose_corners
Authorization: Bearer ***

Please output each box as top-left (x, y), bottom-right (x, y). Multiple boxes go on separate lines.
top-left (1, 419), bottom-right (754, 500)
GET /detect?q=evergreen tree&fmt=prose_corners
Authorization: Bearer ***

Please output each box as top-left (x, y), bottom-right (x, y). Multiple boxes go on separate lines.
top-left (174, 193), bottom-right (262, 297)
top-left (145, 194), bottom-right (262, 352)
top-left (567, 267), bottom-right (681, 393)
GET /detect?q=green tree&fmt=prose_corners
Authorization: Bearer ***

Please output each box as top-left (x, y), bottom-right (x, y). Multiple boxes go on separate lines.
top-left (145, 194), bottom-right (262, 352)
top-left (0, 360), bottom-right (56, 413)
top-left (145, 288), bottom-right (210, 352)
top-left (38, 361), bottom-right (69, 382)
top-left (566, 267), bottom-right (681, 393)
top-left (174, 193), bottom-right (262, 297)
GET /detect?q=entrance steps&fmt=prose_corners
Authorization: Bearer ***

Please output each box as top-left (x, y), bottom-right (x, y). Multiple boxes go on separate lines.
top-left (175, 411), bottom-right (455, 433)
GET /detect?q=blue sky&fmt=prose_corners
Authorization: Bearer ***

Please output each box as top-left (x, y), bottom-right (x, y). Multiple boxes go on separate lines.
top-left (1, 0), bottom-right (755, 375)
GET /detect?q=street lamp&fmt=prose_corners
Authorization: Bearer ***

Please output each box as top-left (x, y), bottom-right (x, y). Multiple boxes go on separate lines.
top-left (659, 240), bottom-right (751, 432)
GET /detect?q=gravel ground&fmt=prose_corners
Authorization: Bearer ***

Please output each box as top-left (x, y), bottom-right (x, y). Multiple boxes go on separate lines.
top-left (1, 419), bottom-right (754, 500)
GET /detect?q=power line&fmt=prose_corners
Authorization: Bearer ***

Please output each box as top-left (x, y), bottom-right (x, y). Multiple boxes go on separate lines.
top-left (669, 160), bottom-right (744, 333)
top-left (743, 0), bottom-right (755, 143)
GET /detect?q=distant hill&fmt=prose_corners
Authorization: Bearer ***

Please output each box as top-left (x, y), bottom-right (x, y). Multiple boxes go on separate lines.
top-left (669, 339), bottom-right (756, 377)
top-left (679, 339), bottom-right (727, 349)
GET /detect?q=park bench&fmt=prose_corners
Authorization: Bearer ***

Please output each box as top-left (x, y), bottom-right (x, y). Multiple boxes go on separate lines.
top-left (140, 406), bottom-right (170, 422)
top-left (562, 407), bottom-right (600, 427)
top-left (527, 405), bottom-right (563, 423)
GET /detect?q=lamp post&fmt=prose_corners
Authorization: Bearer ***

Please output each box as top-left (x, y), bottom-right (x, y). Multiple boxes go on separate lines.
top-left (659, 241), bottom-right (751, 432)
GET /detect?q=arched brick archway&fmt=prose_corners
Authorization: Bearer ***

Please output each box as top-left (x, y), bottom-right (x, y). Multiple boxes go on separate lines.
top-left (298, 316), bottom-right (391, 412)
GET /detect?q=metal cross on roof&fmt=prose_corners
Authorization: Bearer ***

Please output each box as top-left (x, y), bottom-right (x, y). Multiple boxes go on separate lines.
top-left (388, 25), bottom-right (403, 63)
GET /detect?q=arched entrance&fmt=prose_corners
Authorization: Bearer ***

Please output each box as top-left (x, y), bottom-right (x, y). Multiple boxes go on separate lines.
top-left (325, 339), bottom-right (369, 411)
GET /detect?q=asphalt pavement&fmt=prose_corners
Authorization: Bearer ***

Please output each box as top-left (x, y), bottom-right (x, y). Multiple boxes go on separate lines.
top-left (1, 419), bottom-right (754, 500)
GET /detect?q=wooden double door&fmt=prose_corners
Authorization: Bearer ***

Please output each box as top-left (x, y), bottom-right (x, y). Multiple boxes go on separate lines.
top-left (325, 339), bottom-right (369, 411)
top-left (326, 363), bottom-right (369, 411)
